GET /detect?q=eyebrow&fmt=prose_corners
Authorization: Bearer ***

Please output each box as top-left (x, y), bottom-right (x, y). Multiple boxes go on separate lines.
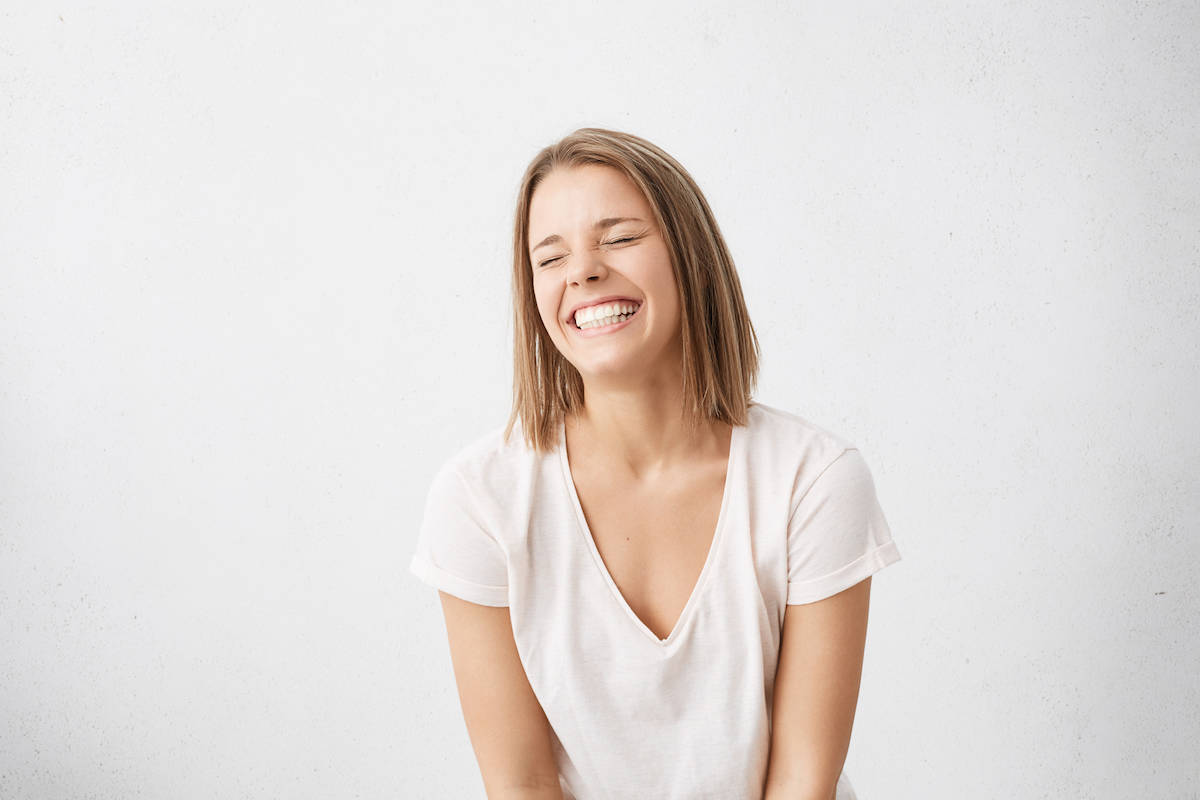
top-left (531, 217), bottom-right (644, 253)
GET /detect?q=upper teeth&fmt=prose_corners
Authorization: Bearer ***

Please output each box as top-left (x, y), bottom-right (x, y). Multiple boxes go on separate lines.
top-left (574, 301), bottom-right (639, 326)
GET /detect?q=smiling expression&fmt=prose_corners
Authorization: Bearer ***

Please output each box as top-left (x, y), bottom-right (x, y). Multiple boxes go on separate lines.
top-left (527, 164), bottom-right (683, 383)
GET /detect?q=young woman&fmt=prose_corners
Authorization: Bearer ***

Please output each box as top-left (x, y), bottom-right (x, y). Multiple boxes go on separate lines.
top-left (409, 128), bottom-right (902, 800)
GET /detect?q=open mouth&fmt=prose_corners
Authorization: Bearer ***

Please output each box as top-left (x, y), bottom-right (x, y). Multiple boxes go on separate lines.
top-left (571, 301), bottom-right (642, 330)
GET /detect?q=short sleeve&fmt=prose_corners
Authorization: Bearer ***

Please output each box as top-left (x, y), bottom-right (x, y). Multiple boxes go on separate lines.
top-left (786, 447), bottom-right (902, 605)
top-left (408, 463), bottom-right (509, 607)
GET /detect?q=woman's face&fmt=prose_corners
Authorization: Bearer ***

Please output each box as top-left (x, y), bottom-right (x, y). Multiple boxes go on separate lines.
top-left (527, 164), bottom-right (682, 387)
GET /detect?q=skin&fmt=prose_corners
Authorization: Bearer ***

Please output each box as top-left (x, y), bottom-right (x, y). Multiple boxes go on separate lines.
top-left (439, 163), bottom-right (872, 799)
top-left (528, 163), bottom-right (731, 478)
top-left (762, 578), bottom-right (872, 800)
top-left (438, 591), bottom-right (564, 799)
top-left (532, 164), bottom-right (873, 797)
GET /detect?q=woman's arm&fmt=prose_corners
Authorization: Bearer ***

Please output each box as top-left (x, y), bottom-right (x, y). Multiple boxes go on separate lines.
top-left (762, 577), bottom-right (873, 800)
top-left (438, 591), bottom-right (564, 800)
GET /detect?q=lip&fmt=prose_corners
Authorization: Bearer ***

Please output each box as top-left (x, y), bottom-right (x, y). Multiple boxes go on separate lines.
top-left (570, 301), bottom-right (643, 337)
top-left (565, 295), bottom-right (643, 326)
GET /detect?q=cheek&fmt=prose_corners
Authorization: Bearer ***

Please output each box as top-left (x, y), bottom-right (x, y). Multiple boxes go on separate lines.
top-left (641, 248), bottom-right (674, 288)
top-left (647, 260), bottom-right (679, 308)
top-left (531, 285), bottom-right (559, 329)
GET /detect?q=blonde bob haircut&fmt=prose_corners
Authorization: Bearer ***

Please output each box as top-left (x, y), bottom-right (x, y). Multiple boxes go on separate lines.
top-left (504, 127), bottom-right (761, 454)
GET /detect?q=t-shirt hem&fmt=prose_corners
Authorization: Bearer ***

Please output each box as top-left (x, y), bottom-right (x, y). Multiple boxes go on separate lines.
top-left (409, 553), bottom-right (510, 607)
top-left (785, 539), bottom-right (902, 605)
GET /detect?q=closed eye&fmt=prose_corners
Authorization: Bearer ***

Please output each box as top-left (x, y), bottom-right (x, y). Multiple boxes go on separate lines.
top-left (536, 236), bottom-right (640, 268)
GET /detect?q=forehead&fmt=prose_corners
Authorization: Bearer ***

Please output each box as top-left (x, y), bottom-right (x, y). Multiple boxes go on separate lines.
top-left (527, 164), bottom-right (650, 240)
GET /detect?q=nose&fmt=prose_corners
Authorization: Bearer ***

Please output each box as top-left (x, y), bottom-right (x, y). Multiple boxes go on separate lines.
top-left (565, 247), bottom-right (607, 286)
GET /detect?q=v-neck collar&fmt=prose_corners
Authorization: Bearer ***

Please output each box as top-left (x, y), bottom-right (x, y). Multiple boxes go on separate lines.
top-left (557, 416), bottom-right (744, 649)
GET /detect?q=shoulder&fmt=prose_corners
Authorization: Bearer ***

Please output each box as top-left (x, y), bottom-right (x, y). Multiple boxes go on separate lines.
top-left (746, 401), bottom-right (856, 464)
top-left (433, 417), bottom-right (542, 502)
top-left (745, 401), bottom-right (875, 508)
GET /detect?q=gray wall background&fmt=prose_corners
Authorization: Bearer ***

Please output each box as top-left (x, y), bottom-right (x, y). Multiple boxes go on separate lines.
top-left (2, 1), bottom-right (1197, 798)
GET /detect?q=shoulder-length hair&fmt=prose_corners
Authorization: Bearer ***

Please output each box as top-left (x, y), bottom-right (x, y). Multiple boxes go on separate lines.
top-left (504, 127), bottom-right (761, 454)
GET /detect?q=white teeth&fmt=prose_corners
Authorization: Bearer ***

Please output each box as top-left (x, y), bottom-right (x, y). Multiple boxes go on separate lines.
top-left (574, 301), bottom-right (640, 327)
top-left (581, 312), bottom-right (633, 330)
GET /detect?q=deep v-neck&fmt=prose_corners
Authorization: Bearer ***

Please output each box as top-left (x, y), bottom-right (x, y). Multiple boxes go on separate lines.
top-left (557, 417), bottom-right (742, 648)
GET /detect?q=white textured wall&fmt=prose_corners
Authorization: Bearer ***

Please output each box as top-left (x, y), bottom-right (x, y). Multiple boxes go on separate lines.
top-left (2, 2), bottom-right (1197, 798)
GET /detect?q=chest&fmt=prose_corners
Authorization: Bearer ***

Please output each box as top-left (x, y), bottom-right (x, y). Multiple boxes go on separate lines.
top-left (569, 458), bottom-right (729, 642)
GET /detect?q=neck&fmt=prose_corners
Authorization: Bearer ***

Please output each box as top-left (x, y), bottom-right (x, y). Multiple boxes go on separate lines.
top-left (566, 374), bottom-right (728, 481)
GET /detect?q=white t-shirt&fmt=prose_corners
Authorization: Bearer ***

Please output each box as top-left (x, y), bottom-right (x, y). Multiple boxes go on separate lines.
top-left (409, 400), bottom-right (902, 800)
